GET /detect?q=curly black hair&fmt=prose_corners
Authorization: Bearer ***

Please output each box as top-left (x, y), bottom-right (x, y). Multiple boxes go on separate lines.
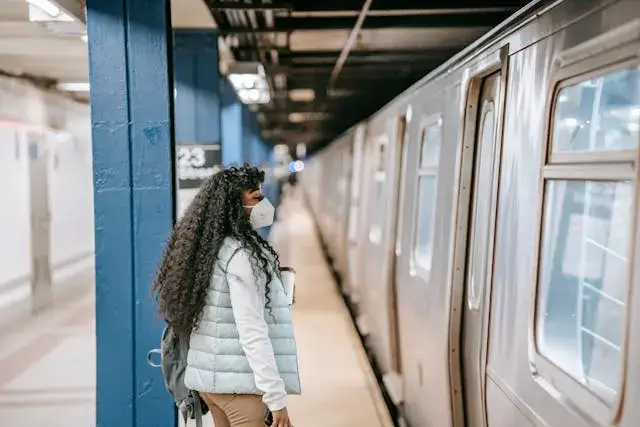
top-left (152, 164), bottom-right (281, 335)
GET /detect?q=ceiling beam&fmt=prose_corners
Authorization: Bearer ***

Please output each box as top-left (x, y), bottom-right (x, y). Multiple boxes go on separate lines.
top-left (267, 57), bottom-right (443, 73)
top-left (0, 38), bottom-right (87, 56)
top-left (291, 0), bottom-right (525, 12)
top-left (218, 11), bottom-right (512, 33)
top-left (206, 0), bottom-right (293, 10)
top-left (286, 75), bottom-right (422, 90)
top-left (280, 47), bottom-right (459, 59)
top-left (56, 0), bottom-right (86, 23)
top-left (238, 46), bottom-right (459, 57)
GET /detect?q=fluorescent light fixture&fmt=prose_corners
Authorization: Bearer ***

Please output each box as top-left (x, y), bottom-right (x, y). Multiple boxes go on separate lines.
top-left (26, 0), bottom-right (61, 17)
top-left (288, 113), bottom-right (305, 123)
top-left (288, 89), bottom-right (315, 102)
top-left (227, 62), bottom-right (271, 105)
top-left (57, 82), bottom-right (90, 92)
top-left (288, 112), bottom-right (329, 123)
top-left (327, 89), bottom-right (353, 98)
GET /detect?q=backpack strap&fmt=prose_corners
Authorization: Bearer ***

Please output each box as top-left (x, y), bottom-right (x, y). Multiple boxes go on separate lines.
top-left (193, 390), bottom-right (204, 427)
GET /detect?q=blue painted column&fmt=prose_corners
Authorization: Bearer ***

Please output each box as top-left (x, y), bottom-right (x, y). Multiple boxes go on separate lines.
top-left (248, 116), bottom-right (268, 165)
top-left (221, 77), bottom-right (244, 165)
top-left (242, 104), bottom-right (253, 164)
top-left (173, 30), bottom-right (220, 145)
top-left (86, 1), bottom-right (175, 427)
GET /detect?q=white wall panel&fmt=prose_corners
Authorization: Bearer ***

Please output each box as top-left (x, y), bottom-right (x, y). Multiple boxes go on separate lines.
top-left (48, 128), bottom-right (94, 269)
top-left (0, 75), bottom-right (93, 308)
top-left (0, 126), bottom-right (30, 287)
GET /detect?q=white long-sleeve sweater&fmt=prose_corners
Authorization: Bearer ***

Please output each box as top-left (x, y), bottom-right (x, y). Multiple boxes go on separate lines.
top-left (226, 249), bottom-right (287, 411)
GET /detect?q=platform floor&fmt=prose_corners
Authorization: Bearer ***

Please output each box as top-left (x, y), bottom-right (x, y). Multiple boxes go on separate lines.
top-left (0, 190), bottom-right (392, 427)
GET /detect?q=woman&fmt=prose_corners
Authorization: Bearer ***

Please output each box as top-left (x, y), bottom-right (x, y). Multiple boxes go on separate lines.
top-left (153, 165), bottom-right (300, 427)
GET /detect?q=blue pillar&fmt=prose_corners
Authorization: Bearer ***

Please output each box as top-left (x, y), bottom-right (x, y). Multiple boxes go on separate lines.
top-left (248, 113), bottom-right (261, 165)
top-left (221, 77), bottom-right (244, 165)
top-left (173, 30), bottom-right (220, 145)
top-left (242, 104), bottom-right (253, 164)
top-left (87, 1), bottom-right (175, 426)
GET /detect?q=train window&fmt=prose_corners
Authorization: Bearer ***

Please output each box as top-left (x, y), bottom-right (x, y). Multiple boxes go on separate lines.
top-left (467, 106), bottom-right (496, 309)
top-left (551, 67), bottom-right (640, 155)
top-left (414, 117), bottom-right (442, 270)
top-left (537, 180), bottom-right (632, 401)
top-left (419, 121), bottom-right (442, 167)
top-left (535, 64), bottom-right (639, 406)
top-left (377, 139), bottom-right (387, 172)
top-left (369, 135), bottom-right (388, 244)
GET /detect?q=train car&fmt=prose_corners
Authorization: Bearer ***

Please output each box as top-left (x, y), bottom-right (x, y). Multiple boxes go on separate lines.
top-left (300, 0), bottom-right (640, 426)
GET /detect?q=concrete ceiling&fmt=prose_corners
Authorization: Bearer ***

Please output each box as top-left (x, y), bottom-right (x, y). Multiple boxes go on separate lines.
top-left (0, 0), bottom-right (215, 99)
top-left (0, 0), bottom-right (533, 152)
top-left (208, 0), bottom-right (533, 151)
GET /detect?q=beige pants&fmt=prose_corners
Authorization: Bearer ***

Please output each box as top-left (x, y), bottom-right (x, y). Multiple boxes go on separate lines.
top-left (200, 393), bottom-right (266, 427)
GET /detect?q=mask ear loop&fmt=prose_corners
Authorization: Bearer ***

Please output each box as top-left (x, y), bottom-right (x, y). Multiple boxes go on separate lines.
top-left (243, 196), bottom-right (266, 209)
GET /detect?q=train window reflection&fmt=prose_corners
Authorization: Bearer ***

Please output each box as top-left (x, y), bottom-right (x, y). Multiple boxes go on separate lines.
top-left (414, 119), bottom-right (442, 270)
top-left (420, 120), bottom-right (442, 167)
top-left (536, 179), bottom-right (632, 403)
top-left (552, 66), bottom-right (640, 154)
top-left (369, 136), bottom-right (388, 243)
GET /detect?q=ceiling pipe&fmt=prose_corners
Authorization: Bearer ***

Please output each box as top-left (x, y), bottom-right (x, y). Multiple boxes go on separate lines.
top-left (326, 0), bottom-right (373, 94)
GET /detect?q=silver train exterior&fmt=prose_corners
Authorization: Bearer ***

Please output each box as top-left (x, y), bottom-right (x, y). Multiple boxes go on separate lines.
top-left (300, 0), bottom-right (640, 426)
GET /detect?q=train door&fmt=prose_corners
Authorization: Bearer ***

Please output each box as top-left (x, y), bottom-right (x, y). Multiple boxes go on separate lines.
top-left (347, 125), bottom-right (367, 304)
top-left (337, 147), bottom-right (352, 279)
top-left (27, 130), bottom-right (53, 313)
top-left (459, 71), bottom-right (503, 426)
top-left (382, 112), bottom-right (409, 403)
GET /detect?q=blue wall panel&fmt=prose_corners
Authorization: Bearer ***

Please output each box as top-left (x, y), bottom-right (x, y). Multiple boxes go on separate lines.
top-left (221, 78), bottom-right (244, 165)
top-left (87, 0), bottom-right (175, 426)
top-left (173, 30), bottom-right (220, 145)
top-left (220, 77), bottom-right (273, 167)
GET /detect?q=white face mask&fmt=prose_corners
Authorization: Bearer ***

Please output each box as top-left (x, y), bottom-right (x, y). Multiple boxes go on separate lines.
top-left (245, 198), bottom-right (275, 229)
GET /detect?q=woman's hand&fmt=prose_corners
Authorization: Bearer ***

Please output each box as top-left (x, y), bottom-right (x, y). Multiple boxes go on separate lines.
top-left (271, 407), bottom-right (293, 427)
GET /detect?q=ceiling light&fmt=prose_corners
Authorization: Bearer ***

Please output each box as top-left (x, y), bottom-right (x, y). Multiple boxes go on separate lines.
top-left (227, 62), bottom-right (272, 105)
top-left (81, 33), bottom-right (87, 43)
top-left (327, 89), bottom-right (353, 98)
top-left (237, 88), bottom-right (270, 105)
top-left (289, 112), bottom-right (329, 122)
top-left (57, 82), bottom-right (90, 92)
top-left (288, 113), bottom-right (305, 123)
top-left (26, 0), bottom-right (61, 17)
top-left (288, 89), bottom-right (314, 102)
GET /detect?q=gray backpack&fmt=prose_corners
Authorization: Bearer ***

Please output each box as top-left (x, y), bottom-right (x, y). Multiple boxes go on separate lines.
top-left (150, 325), bottom-right (208, 427)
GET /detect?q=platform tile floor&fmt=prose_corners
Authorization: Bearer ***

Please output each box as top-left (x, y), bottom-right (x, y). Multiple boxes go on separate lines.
top-left (0, 191), bottom-right (392, 427)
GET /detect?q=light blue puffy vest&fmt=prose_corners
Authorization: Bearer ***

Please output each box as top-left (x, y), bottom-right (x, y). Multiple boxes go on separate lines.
top-left (184, 238), bottom-right (301, 396)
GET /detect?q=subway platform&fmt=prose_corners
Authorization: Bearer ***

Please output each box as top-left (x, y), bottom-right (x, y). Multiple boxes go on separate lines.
top-left (0, 190), bottom-right (393, 427)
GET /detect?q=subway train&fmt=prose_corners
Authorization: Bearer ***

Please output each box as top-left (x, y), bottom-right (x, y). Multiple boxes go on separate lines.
top-left (300, 0), bottom-right (640, 426)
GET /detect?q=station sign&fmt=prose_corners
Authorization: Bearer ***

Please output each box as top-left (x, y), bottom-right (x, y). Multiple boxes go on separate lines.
top-left (207, 0), bottom-right (292, 10)
top-left (176, 143), bottom-right (222, 218)
top-left (176, 143), bottom-right (222, 189)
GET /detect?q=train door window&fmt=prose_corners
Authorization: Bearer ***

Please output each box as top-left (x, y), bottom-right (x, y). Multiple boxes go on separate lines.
top-left (413, 116), bottom-right (442, 272)
top-left (534, 63), bottom-right (639, 414)
top-left (467, 104), bottom-right (496, 309)
top-left (369, 135), bottom-right (388, 243)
